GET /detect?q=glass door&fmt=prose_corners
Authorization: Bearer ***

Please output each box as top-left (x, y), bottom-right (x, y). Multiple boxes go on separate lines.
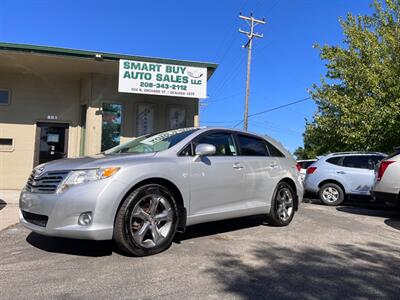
top-left (35, 122), bottom-right (69, 165)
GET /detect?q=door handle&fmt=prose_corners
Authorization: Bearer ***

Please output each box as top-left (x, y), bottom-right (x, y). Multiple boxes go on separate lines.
top-left (269, 162), bottom-right (278, 168)
top-left (337, 171), bottom-right (346, 174)
top-left (233, 163), bottom-right (244, 170)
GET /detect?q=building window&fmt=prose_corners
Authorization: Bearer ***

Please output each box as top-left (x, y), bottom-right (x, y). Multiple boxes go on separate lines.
top-left (0, 89), bottom-right (10, 105)
top-left (168, 107), bottom-right (186, 129)
top-left (101, 103), bottom-right (122, 151)
top-left (0, 138), bottom-right (14, 151)
top-left (79, 105), bottom-right (87, 156)
top-left (136, 103), bottom-right (155, 136)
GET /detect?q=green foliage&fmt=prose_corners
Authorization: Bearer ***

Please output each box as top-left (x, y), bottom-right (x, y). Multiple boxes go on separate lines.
top-left (296, 0), bottom-right (400, 159)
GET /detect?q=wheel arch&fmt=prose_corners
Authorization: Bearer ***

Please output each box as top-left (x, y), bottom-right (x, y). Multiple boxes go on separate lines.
top-left (318, 179), bottom-right (346, 194)
top-left (114, 177), bottom-right (187, 232)
top-left (279, 177), bottom-right (299, 211)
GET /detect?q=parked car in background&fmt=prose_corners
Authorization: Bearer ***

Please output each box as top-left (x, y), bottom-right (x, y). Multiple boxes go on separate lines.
top-left (20, 127), bottom-right (303, 256)
top-left (371, 147), bottom-right (400, 207)
top-left (297, 159), bottom-right (317, 182)
top-left (304, 152), bottom-right (386, 206)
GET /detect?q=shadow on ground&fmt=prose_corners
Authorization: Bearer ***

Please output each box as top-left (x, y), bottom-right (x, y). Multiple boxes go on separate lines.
top-left (26, 232), bottom-right (114, 257)
top-left (0, 199), bottom-right (6, 211)
top-left (176, 215), bottom-right (267, 242)
top-left (26, 215), bottom-right (267, 257)
top-left (206, 242), bottom-right (400, 299)
top-left (337, 206), bottom-right (400, 232)
top-left (384, 219), bottom-right (400, 231)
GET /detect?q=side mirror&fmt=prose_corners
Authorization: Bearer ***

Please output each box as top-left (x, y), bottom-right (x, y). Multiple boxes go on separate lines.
top-left (195, 143), bottom-right (216, 156)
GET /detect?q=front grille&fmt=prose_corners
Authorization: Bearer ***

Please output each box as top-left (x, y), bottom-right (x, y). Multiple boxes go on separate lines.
top-left (25, 170), bottom-right (69, 193)
top-left (22, 210), bottom-right (49, 227)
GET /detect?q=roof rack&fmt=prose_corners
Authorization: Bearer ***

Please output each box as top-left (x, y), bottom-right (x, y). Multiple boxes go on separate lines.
top-left (328, 151), bottom-right (386, 156)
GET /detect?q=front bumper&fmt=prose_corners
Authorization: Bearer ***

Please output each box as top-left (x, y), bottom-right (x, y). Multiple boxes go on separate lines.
top-left (19, 179), bottom-right (127, 240)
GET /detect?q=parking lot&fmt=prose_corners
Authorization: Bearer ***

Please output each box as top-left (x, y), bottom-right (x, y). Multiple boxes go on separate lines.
top-left (1, 201), bottom-right (399, 299)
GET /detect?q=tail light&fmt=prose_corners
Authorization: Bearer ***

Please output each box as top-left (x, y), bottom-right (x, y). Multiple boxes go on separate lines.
top-left (307, 166), bottom-right (317, 174)
top-left (377, 160), bottom-right (395, 181)
top-left (296, 163), bottom-right (301, 172)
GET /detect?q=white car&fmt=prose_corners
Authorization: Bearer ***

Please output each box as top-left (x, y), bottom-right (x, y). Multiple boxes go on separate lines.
top-left (297, 159), bottom-right (317, 182)
top-left (371, 147), bottom-right (400, 207)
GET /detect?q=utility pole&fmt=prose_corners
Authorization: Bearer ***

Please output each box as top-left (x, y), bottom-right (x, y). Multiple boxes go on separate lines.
top-left (239, 12), bottom-right (265, 131)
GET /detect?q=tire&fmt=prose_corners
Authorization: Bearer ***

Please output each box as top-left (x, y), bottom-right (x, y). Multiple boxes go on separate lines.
top-left (266, 182), bottom-right (296, 226)
top-left (113, 184), bottom-right (178, 256)
top-left (318, 183), bottom-right (344, 206)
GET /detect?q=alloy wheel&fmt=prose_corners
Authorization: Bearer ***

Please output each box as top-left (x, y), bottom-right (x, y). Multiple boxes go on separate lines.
top-left (276, 187), bottom-right (294, 222)
top-left (129, 194), bottom-right (174, 248)
top-left (322, 187), bottom-right (339, 203)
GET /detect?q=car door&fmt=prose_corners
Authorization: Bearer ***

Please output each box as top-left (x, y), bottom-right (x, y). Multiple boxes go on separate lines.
top-left (339, 155), bottom-right (379, 195)
top-left (236, 134), bottom-right (281, 208)
top-left (189, 131), bottom-right (248, 220)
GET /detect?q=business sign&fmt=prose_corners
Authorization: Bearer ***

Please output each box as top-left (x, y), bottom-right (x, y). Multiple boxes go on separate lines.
top-left (118, 59), bottom-right (207, 98)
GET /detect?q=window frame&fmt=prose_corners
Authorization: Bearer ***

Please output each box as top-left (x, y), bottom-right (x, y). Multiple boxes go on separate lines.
top-left (101, 101), bottom-right (123, 152)
top-left (0, 88), bottom-right (11, 106)
top-left (178, 129), bottom-right (240, 157)
top-left (0, 137), bottom-right (14, 152)
top-left (236, 134), bottom-right (269, 157)
top-left (341, 155), bottom-right (373, 170)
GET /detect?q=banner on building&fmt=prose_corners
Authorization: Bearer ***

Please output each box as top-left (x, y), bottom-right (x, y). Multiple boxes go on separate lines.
top-left (119, 59), bottom-right (207, 98)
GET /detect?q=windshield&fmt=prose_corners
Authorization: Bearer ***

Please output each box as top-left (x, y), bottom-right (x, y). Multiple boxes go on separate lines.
top-left (105, 128), bottom-right (199, 154)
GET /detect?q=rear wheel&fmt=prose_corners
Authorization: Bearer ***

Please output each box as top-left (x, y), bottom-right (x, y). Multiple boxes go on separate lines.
top-left (113, 184), bottom-right (178, 256)
top-left (318, 183), bottom-right (344, 206)
top-left (266, 182), bottom-right (296, 226)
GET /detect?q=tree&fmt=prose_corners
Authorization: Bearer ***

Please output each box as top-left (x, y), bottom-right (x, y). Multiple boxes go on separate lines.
top-left (296, 0), bottom-right (400, 158)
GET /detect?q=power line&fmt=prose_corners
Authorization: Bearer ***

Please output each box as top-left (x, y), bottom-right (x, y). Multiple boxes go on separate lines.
top-left (233, 96), bottom-right (312, 128)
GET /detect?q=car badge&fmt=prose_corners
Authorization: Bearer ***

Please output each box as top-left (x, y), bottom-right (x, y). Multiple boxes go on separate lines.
top-left (34, 166), bottom-right (45, 178)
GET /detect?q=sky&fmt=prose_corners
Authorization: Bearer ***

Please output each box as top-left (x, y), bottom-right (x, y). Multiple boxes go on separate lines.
top-left (0, 0), bottom-right (374, 153)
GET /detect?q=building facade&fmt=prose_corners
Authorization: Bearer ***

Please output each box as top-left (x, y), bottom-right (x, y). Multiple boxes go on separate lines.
top-left (0, 43), bottom-right (217, 189)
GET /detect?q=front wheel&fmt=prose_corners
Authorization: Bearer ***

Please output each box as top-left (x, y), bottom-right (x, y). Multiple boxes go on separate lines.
top-left (266, 182), bottom-right (296, 226)
top-left (113, 184), bottom-right (178, 256)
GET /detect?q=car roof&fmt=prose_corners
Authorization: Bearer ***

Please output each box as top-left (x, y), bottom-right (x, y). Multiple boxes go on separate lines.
top-left (297, 159), bottom-right (317, 162)
top-left (325, 151), bottom-right (387, 157)
top-left (185, 127), bottom-right (292, 158)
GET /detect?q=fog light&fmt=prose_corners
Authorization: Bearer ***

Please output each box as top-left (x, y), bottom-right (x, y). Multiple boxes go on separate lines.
top-left (78, 212), bottom-right (92, 226)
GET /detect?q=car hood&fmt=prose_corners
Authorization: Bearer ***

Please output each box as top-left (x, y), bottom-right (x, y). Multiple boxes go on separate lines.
top-left (38, 153), bottom-right (157, 172)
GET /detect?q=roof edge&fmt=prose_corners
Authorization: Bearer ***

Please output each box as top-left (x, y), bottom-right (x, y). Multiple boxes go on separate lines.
top-left (0, 42), bottom-right (218, 71)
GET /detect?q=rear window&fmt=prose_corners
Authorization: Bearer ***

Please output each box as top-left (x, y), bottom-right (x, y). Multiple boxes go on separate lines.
top-left (301, 161), bottom-right (315, 169)
top-left (237, 135), bottom-right (268, 156)
top-left (326, 156), bottom-right (342, 166)
top-left (265, 141), bottom-right (285, 157)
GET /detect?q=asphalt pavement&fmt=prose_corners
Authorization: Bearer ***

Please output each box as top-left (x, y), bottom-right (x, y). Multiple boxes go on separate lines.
top-left (1, 202), bottom-right (400, 299)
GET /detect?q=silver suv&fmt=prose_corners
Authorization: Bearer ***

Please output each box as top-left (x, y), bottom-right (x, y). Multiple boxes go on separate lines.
top-left (304, 152), bottom-right (386, 206)
top-left (20, 127), bottom-right (303, 256)
top-left (371, 148), bottom-right (400, 207)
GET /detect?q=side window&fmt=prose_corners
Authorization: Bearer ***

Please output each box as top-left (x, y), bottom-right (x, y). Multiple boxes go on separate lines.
top-left (326, 156), bottom-right (342, 166)
top-left (237, 135), bottom-right (268, 156)
top-left (265, 140), bottom-right (285, 157)
top-left (180, 143), bottom-right (193, 156)
top-left (342, 156), bottom-right (371, 169)
top-left (368, 155), bottom-right (385, 169)
top-left (196, 133), bottom-right (237, 156)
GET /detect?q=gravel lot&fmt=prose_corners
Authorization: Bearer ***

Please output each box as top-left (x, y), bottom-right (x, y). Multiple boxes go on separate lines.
top-left (1, 201), bottom-right (400, 299)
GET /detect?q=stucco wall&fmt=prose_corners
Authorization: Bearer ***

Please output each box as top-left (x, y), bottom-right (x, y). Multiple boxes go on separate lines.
top-left (0, 72), bottom-right (81, 189)
top-left (0, 72), bottom-right (199, 189)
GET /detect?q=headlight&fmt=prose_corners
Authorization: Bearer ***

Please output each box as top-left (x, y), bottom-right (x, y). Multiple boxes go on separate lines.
top-left (57, 167), bottom-right (120, 193)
